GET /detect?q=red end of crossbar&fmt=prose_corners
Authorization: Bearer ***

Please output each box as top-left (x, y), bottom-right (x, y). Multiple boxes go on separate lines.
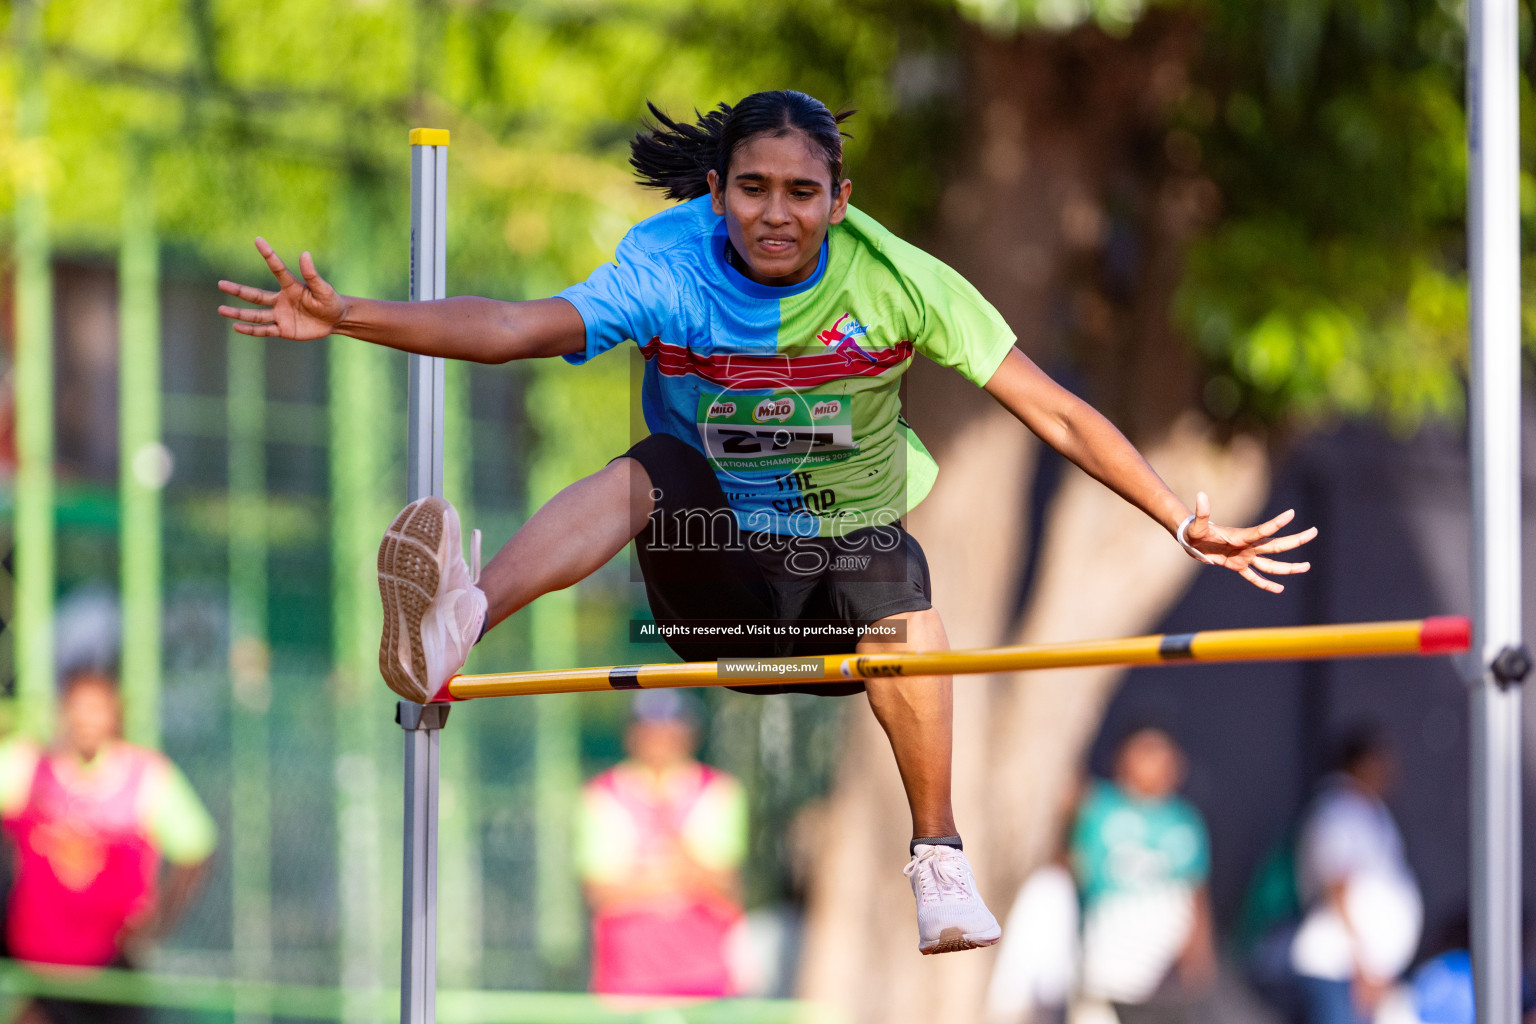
top-left (428, 680), bottom-right (462, 703)
top-left (1420, 615), bottom-right (1472, 655)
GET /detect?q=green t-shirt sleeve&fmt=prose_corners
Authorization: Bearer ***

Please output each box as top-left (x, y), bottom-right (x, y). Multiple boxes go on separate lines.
top-left (843, 207), bottom-right (1017, 387)
top-left (576, 780), bottom-right (634, 885)
top-left (0, 738), bottom-right (39, 818)
top-left (913, 261), bottom-right (1018, 386)
top-left (143, 758), bottom-right (218, 865)
top-left (681, 774), bottom-right (748, 871)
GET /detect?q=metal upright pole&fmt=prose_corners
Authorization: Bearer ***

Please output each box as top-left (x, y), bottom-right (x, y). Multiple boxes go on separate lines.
top-left (1467, 3), bottom-right (1527, 1023)
top-left (406, 130), bottom-right (448, 503)
top-left (399, 128), bottom-right (450, 1024)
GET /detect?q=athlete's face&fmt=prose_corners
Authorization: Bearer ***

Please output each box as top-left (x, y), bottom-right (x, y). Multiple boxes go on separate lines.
top-left (708, 131), bottom-right (852, 287)
top-left (61, 674), bottom-right (121, 762)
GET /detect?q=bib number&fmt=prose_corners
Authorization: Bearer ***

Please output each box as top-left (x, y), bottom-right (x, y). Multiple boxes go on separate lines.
top-left (697, 392), bottom-right (856, 471)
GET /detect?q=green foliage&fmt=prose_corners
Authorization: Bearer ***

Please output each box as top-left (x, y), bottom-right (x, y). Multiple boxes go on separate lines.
top-left (1, 0), bottom-right (934, 301)
top-left (956, 0), bottom-right (1157, 34)
top-left (948, 0), bottom-right (1533, 430)
top-left (4, 0), bottom-right (1527, 433)
top-left (1175, 0), bottom-right (1534, 430)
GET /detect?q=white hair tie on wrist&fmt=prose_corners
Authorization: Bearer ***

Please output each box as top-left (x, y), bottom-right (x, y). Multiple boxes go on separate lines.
top-left (1176, 514), bottom-right (1209, 562)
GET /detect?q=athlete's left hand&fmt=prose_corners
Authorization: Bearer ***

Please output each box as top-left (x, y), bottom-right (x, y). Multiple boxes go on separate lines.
top-left (1180, 491), bottom-right (1316, 594)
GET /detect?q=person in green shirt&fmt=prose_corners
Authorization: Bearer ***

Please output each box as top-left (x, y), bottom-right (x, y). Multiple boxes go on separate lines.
top-left (219, 89), bottom-right (1314, 955)
top-left (1071, 726), bottom-right (1216, 1019)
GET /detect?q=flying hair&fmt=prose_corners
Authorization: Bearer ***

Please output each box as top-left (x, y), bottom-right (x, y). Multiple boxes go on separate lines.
top-left (630, 90), bottom-right (855, 202)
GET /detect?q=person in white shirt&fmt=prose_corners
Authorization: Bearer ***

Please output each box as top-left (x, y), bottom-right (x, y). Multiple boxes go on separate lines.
top-left (1291, 729), bottom-right (1422, 1024)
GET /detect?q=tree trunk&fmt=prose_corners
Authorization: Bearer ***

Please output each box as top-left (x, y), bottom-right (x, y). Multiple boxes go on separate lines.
top-left (798, 409), bottom-right (1036, 1012)
top-left (799, 13), bottom-right (1273, 1021)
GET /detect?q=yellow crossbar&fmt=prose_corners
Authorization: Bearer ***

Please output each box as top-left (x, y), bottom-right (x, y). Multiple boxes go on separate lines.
top-left (442, 616), bottom-right (1470, 702)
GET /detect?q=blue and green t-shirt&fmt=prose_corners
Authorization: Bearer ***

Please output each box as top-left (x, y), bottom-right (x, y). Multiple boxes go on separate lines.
top-left (558, 197), bottom-right (1016, 537)
top-left (1071, 779), bottom-right (1210, 908)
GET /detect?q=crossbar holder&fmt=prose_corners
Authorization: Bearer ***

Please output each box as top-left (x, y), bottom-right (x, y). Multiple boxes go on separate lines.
top-left (1492, 644), bottom-right (1531, 688)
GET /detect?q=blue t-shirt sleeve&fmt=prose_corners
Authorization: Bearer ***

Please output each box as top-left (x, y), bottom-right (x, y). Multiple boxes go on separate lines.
top-left (557, 231), bottom-right (678, 365)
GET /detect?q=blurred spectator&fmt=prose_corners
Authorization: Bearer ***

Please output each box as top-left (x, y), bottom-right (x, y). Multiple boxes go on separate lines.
top-left (985, 777), bottom-right (1083, 1024)
top-left (1072, 726), bottom-right (1216, 1023)
top-left (1290, 728), bottom-right (1422, 1024)
top-left (1235, 829), bottom-right (1306, 1023)
top-left (577, 690), bottom-right (747, 997)
top-left (0, 669), bottom-right (217, 1024)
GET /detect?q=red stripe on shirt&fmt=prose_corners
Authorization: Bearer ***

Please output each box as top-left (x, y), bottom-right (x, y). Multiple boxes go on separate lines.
top-left (638, 337), bottom-right (913, 388)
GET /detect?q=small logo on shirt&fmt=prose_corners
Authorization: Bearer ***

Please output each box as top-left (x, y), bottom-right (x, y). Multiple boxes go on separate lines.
top-left (816, 313), bottom-right (880, 365)
top-left (753, 398), bottom-right (796, 423)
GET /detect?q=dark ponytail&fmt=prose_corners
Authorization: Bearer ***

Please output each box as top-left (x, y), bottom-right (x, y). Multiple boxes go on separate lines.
top-left (630, 90), bottom-right (854, 202)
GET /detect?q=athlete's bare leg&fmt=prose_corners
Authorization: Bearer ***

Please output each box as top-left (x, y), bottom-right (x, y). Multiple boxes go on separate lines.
top-left (476, 457), bottom-right (654, 631)
top-left (859, 608), bottom-right (957, 840)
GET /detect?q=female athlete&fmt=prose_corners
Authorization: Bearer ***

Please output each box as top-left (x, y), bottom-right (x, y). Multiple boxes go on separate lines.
top-left (218, 90), bottom-right (1315, 955)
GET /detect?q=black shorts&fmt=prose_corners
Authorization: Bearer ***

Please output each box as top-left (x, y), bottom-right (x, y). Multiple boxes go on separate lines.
top-left (622, 433), bottom-right (933, 696)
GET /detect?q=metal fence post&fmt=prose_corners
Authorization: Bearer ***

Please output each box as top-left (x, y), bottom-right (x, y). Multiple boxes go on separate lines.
top-left (400, 127), bottom-right (449, 1024)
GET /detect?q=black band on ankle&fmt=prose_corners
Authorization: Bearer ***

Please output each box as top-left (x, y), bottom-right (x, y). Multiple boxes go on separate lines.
top-left (910, 834), bottom-right (963, 855)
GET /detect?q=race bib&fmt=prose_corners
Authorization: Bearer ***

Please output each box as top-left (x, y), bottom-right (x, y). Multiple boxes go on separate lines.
top-left (696, 392), bottom-right (858, 471)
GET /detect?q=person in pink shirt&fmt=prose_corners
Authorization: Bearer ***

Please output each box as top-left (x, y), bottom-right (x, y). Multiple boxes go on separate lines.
top-left (0, 670), bottom-right (217, 1024)
top-left (578, 690), bottom-right (748, 997)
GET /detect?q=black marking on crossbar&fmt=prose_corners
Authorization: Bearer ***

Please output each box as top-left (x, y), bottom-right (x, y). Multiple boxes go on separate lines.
top-left (609, 667), bottom-right (642, 690)
top-left (1158, 634), bottom-right (1196, 659)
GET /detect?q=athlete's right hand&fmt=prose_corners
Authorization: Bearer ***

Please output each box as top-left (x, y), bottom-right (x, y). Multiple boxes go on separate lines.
top-left (217, 238), bottom-right (346, 340)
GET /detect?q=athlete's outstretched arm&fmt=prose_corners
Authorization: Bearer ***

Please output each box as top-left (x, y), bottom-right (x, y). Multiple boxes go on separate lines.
top-left (217, 238), bottom-right (585, 362)
top-left (982, 347), bottom-right (1315, 593)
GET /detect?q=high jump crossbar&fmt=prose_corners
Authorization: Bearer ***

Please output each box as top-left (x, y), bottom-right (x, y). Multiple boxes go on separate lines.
top-left (441, 616), bottom-right (1472, 701)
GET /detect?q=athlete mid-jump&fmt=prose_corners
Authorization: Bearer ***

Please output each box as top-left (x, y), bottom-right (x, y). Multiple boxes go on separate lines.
top-left (219, 90), bottom-right (1315, 955)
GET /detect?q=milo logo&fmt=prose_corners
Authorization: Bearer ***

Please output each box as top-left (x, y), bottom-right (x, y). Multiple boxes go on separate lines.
top-left (810, 399), bottom-right (842, 420)
top-left (753, 398), bottom-right (795, 423)
top-left (708, 400), bottom-right (737, 418)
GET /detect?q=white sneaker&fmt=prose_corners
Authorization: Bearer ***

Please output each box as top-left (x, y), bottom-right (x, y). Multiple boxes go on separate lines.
top-left (903, 844), bottom-right (1002, 955)
top-left (377, 497), bottom-right (487, 703)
